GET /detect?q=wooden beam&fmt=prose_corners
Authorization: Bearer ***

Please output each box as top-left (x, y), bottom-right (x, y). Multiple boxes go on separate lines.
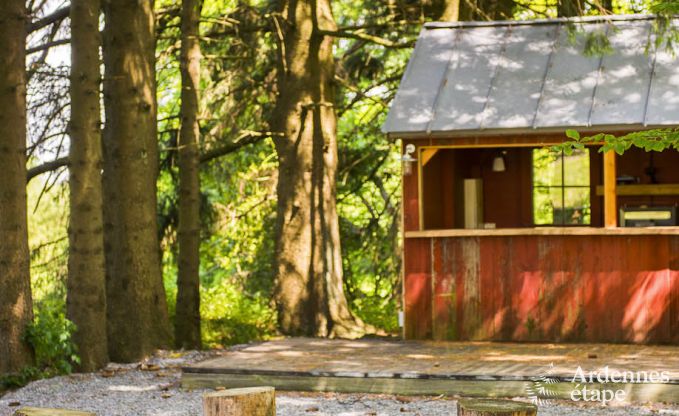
top-left (603, 150), bottom-right (617, 228)
top-left (421, 148), bottom-right (439, 166)
top-left (182, 372), bottom-right (679, 403)
top-left (595, 183), bottom-right (679, 196)
top-left (404, 227), bottom-right (679, 238)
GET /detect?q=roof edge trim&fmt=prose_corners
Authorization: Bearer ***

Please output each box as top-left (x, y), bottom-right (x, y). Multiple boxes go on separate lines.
top-left (424, 14), bottom-right (659, 29)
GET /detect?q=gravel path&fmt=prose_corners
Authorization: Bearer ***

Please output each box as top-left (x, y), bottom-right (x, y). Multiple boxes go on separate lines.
top-left (1, 350), bottom-right (678, 416)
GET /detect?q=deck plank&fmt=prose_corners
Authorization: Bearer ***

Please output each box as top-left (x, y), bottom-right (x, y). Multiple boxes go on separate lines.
top-left (182, 338), bottom-right (679, 402)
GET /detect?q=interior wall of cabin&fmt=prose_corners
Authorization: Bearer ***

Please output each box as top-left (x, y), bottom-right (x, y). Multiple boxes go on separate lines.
top-left (590, 148), bottom-right (679, 227)
top-left (422, 148), bottom-right (533, 229)
top-left (420, 146), bottom-right (679, 230)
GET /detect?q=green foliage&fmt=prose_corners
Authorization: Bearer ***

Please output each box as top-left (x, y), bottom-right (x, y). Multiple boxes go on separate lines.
top-left (0, 366), bottom-right (41, 390)
top-left (583, 29), bottom-right (615, 56)
top-left (555, 128), bottom-right (679, 155)
top-left (201, 278), bottom-right (278, 346)
top-left (25, 300), bottom-right (80, 377)
top-left (0, 301), bottom-right (79, 390)
top-left (532, 148), bottom-right (591, 225)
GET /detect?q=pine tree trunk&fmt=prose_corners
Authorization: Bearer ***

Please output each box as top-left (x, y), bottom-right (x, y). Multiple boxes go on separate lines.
top-left (67, 0), bottom-right (109, 372)
top-left (428, 0), bottom-right (461, 21)
top-left (557, 0), bottom-right (583, 16)
top-left (271, 0), bottom-right (366, 338)
top-left (461, 0), bottom-right (514, 20)
top-left (102, 0), bottom-right (171, 362)
top-left (0, 0), bottom-right (34, 375)
top-left (175, 0), bottom-right (202, 350)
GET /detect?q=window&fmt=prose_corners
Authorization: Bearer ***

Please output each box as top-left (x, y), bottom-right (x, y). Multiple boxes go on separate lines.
top-left (532, 149), bottom-right (591, 225)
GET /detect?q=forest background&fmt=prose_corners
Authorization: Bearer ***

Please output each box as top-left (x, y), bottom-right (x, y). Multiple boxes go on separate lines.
top-left (6, 0), bottom-right (677, 384)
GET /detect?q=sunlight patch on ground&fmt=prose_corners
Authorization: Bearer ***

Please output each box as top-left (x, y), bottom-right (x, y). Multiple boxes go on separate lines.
top-left (108, 385), bottom-right (160, 392)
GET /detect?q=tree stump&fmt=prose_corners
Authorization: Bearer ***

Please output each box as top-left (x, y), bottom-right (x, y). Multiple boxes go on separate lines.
top-left (13, 407), bottom-right (95, 416)
top-left (203, 386), bottom-right (275, 416)
top-left (457, 398), bottom-right (537, 416)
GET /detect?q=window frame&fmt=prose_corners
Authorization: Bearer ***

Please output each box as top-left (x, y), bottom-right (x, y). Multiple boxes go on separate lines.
top-left (531, 148), bottom-right (592, 227)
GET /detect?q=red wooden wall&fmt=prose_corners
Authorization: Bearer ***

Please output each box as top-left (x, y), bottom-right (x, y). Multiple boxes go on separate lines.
top-left (400, 140), bottom-right (679, 344)
top-left (403, 235), bottom-right (679, 344)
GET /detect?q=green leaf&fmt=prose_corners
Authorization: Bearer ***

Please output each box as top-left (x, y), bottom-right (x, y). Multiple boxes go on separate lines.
top-left (613, 142), bottom-right (626, 155)
top-left (565, 129), bottom-right (580, 140)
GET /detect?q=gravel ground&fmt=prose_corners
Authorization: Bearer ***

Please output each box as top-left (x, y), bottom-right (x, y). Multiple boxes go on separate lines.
top-left (1, 350), bottom-right (678, 416)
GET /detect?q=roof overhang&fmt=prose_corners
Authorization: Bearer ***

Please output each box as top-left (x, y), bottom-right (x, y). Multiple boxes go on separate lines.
top-left (386, 123), bottom-right (679, 141)
top-left (382, 14), bottom-right (679, 138)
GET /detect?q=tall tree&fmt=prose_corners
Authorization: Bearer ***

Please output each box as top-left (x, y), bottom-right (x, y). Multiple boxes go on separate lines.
top-left (175, 0), bottom-right (203, 349)
top-left (427, 0), bottom-right (461, 21)
top-left (102, 0), bottom-right (171, 361)
top-left (271, 0), bottom-right (366, 337)
top-left (557, 0), bottom-right (584, 16)
top-left (0, 0), bottom-right (34, 375)
top-left (461, 0), bottom-right (514, 20)
top-left (67, 0), bottom-right (109, 371)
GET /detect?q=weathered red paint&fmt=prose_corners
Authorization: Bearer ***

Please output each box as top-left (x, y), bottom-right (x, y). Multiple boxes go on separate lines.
top-left (403, 238), bottom-right (431, 339)
top-left (404, 234), bottom-right (679, 344)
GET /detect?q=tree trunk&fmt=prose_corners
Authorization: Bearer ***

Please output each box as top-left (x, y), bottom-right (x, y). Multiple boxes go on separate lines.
top-left (557, 0), bottom-right (583, 16)
top-left (175, 0), bottom-right (203, 350)
top-left (271, 0), bottom-right (366, 338)
top-left (67, 0), bottom-right (109, 372)
top-left (0, 0), bottom-right (34, 375)
top-left (203, 387), bottom-right (275, 416)
top-left (460, 0), bottom-right (514, 20)
top-left (428, 0), bottom-right (461, 21)
top-left (102, 0), bottom-right (171, 362)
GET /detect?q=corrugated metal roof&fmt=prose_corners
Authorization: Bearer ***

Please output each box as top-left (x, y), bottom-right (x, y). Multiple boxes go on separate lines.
top-left (382, 15), bottom-right (679, 137)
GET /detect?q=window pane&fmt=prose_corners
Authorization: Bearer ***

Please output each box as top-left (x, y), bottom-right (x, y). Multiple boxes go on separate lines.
top-left (533, 187), bottom-right (563, 225)
top-left (563, 188), bottom-right (591, 225)
top-left (532, 148), bottom-right (562, 187)
top-left (563, 149), bottom-right (590, 186)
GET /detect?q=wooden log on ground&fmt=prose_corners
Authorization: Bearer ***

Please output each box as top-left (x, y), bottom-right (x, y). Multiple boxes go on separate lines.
top-left (457, 398), bottom-right (537, 416)
top-left (14, 407), bottom-right (95, 416)
top-left (203, 386), bottom-right (275, 416)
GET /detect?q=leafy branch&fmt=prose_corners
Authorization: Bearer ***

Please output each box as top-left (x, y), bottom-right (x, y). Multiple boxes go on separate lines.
top-left (554, 128), bottom-right (679, 155)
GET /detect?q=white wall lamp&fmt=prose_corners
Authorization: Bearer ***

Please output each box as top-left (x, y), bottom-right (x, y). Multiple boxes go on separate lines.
top-left (401, 144), bottom-right (417, 176)
top-left (492, 150), bottom-right (507, 172)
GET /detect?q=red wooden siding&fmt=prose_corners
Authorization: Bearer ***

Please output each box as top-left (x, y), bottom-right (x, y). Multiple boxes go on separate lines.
top-left (404, 235), bottom-right (679, 344)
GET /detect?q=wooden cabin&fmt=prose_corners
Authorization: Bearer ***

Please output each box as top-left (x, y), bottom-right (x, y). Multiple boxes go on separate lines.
top-left (383, 15), bottom-right (679, 344)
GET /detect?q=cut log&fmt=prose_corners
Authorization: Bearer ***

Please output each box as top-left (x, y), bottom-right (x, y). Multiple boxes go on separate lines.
top-left (457, 398), bottom-right (537, 416)
top-left (203, 386), bottom-right (275, 416)
top-left (13, 407), bottom-right (95, 416)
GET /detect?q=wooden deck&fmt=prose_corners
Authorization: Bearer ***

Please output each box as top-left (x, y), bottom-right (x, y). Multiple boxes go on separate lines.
top-left (182, 337), bottom-right (679, 403)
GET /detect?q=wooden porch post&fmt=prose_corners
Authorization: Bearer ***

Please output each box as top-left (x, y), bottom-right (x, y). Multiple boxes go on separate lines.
top-left (603, 150), bottom-right (617, 228)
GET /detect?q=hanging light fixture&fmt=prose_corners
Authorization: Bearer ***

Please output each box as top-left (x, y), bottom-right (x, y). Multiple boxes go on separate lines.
top-left (492, 151), bottom-right (507, 172)
top-left (401, 144), bottom-right (417, 176)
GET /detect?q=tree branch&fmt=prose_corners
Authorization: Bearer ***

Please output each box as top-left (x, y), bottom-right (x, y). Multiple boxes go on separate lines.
top-left (199, 131), bottom-right (281, 163)
top-left (26, 156), bottom-right (69, 182)
top-left (25, 131), bottom-right (281, 182)
top-left (317, 29), bottom-right (414, 48)
top-left (27, 38), bottom-right (70, 55)
top-left (28, 6), bottom-right (70, 33)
